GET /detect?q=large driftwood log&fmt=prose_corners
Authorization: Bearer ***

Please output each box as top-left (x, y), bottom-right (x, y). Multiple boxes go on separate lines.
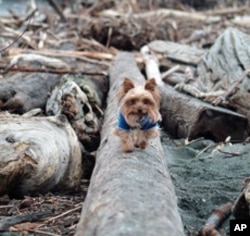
top-left (0, 72), bottom-right (60, 114)
top-left (75, 53), bottom-right (184, 236)
top-left (161, 84), bottom-right (248, 141)
top-left (196, 28), bottom-right (250, 93)
top-left (141, 45), bottom-right (248, 142)
top-left (196, 28), bottom-right (250, 127)
top-left (148, 40), bottom-right (205, 65)
top-left (0, 112), bottom-right (82, 198)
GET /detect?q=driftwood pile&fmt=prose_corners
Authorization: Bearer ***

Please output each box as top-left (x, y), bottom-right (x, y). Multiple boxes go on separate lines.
top-left (1, 0), bottom-right (250, 235)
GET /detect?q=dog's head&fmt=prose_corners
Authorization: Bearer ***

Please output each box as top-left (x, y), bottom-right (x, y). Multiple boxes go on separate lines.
top-left (117, 77), bottom-right (161, 127)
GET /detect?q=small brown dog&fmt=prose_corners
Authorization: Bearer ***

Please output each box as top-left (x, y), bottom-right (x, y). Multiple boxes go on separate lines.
top-left (114, 77), bottom-right (161, 152)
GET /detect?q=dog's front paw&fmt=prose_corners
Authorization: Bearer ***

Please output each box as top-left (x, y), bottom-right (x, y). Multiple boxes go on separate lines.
top-left (138, 140), bottom-right (148, 150)
top-left (122, 145), bottom-right (134, 153)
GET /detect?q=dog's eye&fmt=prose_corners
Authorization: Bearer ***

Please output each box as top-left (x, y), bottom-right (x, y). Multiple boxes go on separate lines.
top-left (130, 99), bottom-right (136, 105)
top-left (143, 99), bottom-right (150, 105)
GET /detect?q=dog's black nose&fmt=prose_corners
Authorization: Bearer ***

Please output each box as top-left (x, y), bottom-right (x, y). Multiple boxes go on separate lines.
top-left (137, 108), bottom-right (142, 113)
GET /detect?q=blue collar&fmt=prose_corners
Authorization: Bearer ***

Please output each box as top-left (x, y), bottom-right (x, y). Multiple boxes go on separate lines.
top-left (117, 112), bottom-right (158, 130)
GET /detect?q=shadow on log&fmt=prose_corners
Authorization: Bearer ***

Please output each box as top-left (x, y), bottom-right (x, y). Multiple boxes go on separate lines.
top-left (0, 112), bottom-right (82, 198)
top-left (75, 53), bottom-right (184, 236)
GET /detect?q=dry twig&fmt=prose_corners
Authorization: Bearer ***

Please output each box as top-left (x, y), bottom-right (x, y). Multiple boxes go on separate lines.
top-left (213, 69), bottom-right (250, 105)
top-left (198, 202), bottom-right (232, 236)
top-left (0, 64), bottom-right (107, 76)
top-left (100, 8), bottom-right (221, 23)
top-left (47, 0), bottom-right (67, 22)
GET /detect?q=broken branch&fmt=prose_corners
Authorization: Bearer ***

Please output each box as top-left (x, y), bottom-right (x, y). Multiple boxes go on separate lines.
top-left (0, 64), bottom-right (107, 76)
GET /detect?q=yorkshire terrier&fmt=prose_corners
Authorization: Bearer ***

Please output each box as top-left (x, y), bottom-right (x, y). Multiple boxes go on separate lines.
top-left (114, 77), bottom-right (161, 152)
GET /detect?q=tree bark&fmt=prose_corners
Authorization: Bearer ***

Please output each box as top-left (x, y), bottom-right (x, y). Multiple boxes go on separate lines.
top-left (141, 45), bottom-right (248, 142)
top-left (0, 112), bottom-right (82, 198)
top-left (75, 52), bottom-right (184, 236)
top-left (160, 84), bottom-right (248, 141)
top-left (0, 72), bottom-right (60, 114)
top-left (46, 74), bottom-right (107, 152)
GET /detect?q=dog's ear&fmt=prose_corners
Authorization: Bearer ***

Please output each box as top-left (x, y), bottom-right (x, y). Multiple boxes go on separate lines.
top-left (145, 78), bottom-right (161, 106)
top-left (117, 77), bottom-right (135, 102)
top-left (144, 78), bottom-right (156, 92)
top-left (123, 77), bottom-right (135, 93)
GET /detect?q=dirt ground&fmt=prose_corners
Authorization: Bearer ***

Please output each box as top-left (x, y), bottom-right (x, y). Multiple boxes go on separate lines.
top-left (161, 132), bottom-right (250, 235)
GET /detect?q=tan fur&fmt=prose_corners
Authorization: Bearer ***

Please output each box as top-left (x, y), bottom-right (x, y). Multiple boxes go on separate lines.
top-left (114, 77), bottom-right (161, 152)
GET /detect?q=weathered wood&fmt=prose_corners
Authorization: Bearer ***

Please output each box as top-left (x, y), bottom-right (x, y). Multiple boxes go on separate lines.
top-left (232, 177), bottom-right (250, 219)
top-left (141, 45), bottom-right (248, 142)
top-left (75, 52), bottom-right (184, 236)
top-left (161, 85), bottom-right (248, 141)
top-left (148, 40), bottom-right (205, 65)
top-left (0, 112), bottom-right (82, 198)
top-left (8, 48), bottom-right (114, 61)
top-left (46, 74), bottom-right (107, 152)
top-left (7, 53), bottom-right (70, 69)
top-left (198, 202), bottom-right (232, 236)
top-left (0, 211), bottom-right (51, 231)
top-left (0, 64), bottom-right (107, 76)
top-left (0, 72), bottom-right (60, 114)
top-left (195, 28), bottom-right (250, 127)
top-left (196, 28), bottom-right (250, 93)
top-left (100, 8), bottom-right (221, 23)
top-left (156, 28), bottom-right (250, 129)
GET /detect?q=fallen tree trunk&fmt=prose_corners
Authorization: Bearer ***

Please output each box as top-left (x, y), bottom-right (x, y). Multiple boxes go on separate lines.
top-left (161, 85), bottom-right (248, 142)
top-left (141, 45), bottom-right (248, 142)
top-left (75, 52), bottom-right (184, 236)
top-left (0, 112), bottom-right (82, 198)
top-left (0, 72), bottom-right (60, 114)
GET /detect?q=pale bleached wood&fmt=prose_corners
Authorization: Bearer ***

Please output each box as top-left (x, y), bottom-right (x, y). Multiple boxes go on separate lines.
top-left (195, 27), bottom-right (250, 127)
top-left (100, 8), bottom-right (221, 23)
top-left (0, 112), bottom-right (82, 198)
top-left (8, 48), bottom-right (114, 61)
top-left (148, 40), bottom-right (205, 65)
